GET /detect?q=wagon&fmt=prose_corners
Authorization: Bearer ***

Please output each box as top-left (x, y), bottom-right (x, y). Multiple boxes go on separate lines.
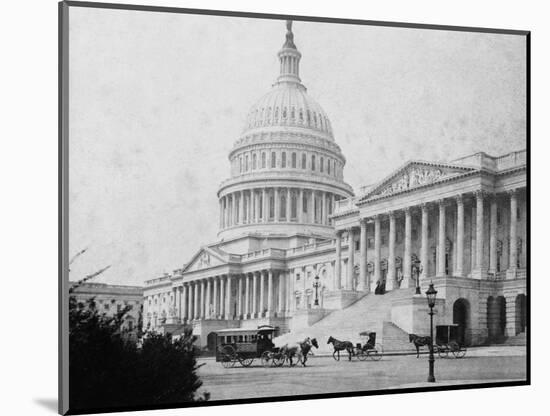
top-left (354, 331), bottom-right (383, 361)
top-left (215, 325), bottom-right (285, 368)
top-left (435, 324), bottom-right (467, 358)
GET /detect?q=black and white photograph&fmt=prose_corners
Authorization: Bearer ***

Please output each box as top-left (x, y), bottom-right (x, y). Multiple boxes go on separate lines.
top-left (55, 0), bottom-right (530, 414)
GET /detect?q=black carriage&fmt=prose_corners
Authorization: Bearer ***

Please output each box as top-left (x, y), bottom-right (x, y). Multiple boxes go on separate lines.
top-left (215, 325), bottom-right (285, 368)
top-left (435, 324), bottom-right (467, 358)
top-left (354, 331), bottom-right (383, 361)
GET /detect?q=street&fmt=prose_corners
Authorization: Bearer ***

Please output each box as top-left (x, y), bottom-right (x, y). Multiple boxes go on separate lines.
top-left (197, 347), bottom-right (527, 401)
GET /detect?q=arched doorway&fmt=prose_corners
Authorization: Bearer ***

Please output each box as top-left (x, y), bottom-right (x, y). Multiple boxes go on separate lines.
top-left (453, 298), bottom-right (470, 346)
top-left (515, 294), bottom-right (527, 334)
top-left (497, 296), bottom-right (506, 337)
top-left (207, 332), bottom-right (217, 352)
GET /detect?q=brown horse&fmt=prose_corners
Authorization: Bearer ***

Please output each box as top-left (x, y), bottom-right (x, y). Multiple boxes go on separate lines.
top-left (409, 334), bottom-right (432, 358)
top-left (327, 336), bottom-right (354, 361)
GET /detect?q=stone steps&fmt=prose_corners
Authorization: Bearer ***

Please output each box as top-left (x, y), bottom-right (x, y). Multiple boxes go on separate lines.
top-left (274, 288), bottom-right (415, 354)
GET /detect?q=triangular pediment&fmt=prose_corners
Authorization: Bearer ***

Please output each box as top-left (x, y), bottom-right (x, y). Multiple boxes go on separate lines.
top-left (182, 246), bottom-right (228, 273)
top-left (360, 161), bottom-right (475, 201)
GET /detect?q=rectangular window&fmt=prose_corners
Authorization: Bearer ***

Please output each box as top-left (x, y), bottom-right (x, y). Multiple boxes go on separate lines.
top-left (292, 153), bottom-right (297, 168)
top-left (296, 273), bottom-right (301, 281)
top-left (271, 152), bottom-right (276, 168)
top-left (261, 152), bottom-right (266, 168)
top-left (282, 152), bottom-right (286, 168)
top-left (355, 240), bottom-right (360, 251)
top-left (327, 159), bottom-right (331, 174)
top-left (311, 155), bottom-right (316, 171)
top-left (320, 157), bottom-right (324, 172)
top-left (302, 154), bottom-right (306, 169)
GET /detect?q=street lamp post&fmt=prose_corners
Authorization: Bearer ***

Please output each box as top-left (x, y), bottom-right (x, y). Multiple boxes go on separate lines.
top-left (425, 282), bottom-right (438, 383)
top-left (313, 275), bottom-right (320, 306)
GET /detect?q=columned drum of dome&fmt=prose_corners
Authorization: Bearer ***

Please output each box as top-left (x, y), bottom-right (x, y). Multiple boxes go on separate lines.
top-left (218, 21), bottom-right (354, 240)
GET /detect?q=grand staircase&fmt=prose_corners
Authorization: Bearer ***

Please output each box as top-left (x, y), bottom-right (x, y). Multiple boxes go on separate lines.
top-left (274, 288), bottom-right (415, 354)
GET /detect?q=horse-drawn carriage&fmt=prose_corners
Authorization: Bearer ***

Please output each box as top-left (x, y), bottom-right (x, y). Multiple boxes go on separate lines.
top-left (215, 325), bottom-right (285, 368)
top-left (435, 324), bottom-right (467, 358)
top-left (354, 331), bottom-right (383, 361)
top-left (327, 332), bottom-right (383, 361)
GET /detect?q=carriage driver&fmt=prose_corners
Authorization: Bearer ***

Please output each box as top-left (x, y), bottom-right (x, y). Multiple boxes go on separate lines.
top-left (257, 333), bottom-right (275, 351)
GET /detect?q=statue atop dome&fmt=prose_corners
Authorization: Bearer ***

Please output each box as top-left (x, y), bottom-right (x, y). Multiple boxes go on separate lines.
top-left (283, 20), bottom-right (297, 49)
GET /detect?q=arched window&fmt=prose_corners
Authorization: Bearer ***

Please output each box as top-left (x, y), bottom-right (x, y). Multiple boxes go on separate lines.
top-left (269, 195), bottom-right (274, 218)
top-left (292, 152), bottom-right (297, 168)
top-left (261, 152), bottom-right (266, 168)
top-left (311, 155), bottom-right (316, 171)
top-left (333, 160), bottom-right (336, 176)
top-left (281, 195), bottom-right (286, 218)
top-left (303, 193), bottom-right (308, 214)
top-left (302, 154), bottom-right (306, 169)
top-left (313, 113), bottom-right (317, 127)
top-left (252, 153), bottom-right (257, 169)
top-left (291, 194), bottom-right (297, 218)
top-left (271, 152), bottom-right (276, 168)
top-left (307, 110), bottom-right (311, 126)
top-left (320, 157), bottom-right (324, 173)
top-left (245, 155), bottom-right (249, 171)
top-left (239, 156), bottom-right (243, 173)
top-left (327, 159), bottom-right (331, 175)
top-left (282, 152), bottom-right (287, 168)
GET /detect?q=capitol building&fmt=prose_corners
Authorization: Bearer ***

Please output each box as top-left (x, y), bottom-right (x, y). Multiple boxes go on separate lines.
top-left (143, 22), bottom-right (527, 350)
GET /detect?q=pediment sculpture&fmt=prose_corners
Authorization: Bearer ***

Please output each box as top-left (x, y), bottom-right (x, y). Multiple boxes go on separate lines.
top-left (376, 166), bottom-right (457, 198)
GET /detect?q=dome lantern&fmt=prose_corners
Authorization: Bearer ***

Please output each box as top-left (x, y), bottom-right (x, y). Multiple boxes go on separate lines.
top-left (276, 20), bottom-right (302, 85)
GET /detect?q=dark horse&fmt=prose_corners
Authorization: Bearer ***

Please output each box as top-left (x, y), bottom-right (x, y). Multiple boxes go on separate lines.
top-left (409, 334), bottom-right (432, 358)
top-left (327, 336), bottom-right (354, 361)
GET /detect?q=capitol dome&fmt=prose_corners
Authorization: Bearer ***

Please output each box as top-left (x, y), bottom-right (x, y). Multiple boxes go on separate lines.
top-left (217, 21), bottom-right (353, 241)
top-left (242, 82), bottom-right (334, 139)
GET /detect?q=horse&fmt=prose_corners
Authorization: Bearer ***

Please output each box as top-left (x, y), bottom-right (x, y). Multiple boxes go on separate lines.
top-left (327, 336), bottom-right (354, 361)
top-left (280, 337), bottom-right (319, 366)
top-left (409, 334), bottom-right (432, 358)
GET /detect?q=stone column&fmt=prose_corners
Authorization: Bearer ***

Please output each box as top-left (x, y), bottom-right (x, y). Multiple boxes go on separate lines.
top-left (309, 190), bottom-right (315, 223)
top-left (255, 190), bottom-right (261, 223)
top-left (437, 200), bottom-right (446, 277)
top-left (321, 192), bottom-right (326, 225)
top-left (473, 190), bottom-right (485, 278)
top-left (298, 188), bottom-right (304, 223)
top-left (219, 277), bottom-right (225, 319)
top-left (267, 270), bottom-right (274, 316)
top-left (335, 231), bottom-right (342, 289)
top-left (400, 207), bottom-right (411, 288)
top-left (239, 191), bottom-right (244, 224)
top-left (244, 273), bottom-right (250, 319)
top-left (260, 271), bottom-right (265, 317)
top-left (489, 196), bottom-right (498, 275)
top-left (359, 219), bottom-right (368, 292)
top-left (508, 189), bottom-right (518, 278)
top-left (237, 275), bottom-right (243, 319)
top-left (204, 279), bottom-right (210, 319)
top-left (182, 284), bottom-right (188, 321)
top-left (505, 294), bottom-right (518, 337)
top-left (455, 196), bottom-right (464, 277)
top-left (262, 188), bottom-right (268, 223)
top-left (420, 204), bottom-right (428, 280)
top-left (252, 272), bottom-right (258, 318)
top-left (387, 212), bottom-right (396, 290)
top-left (175, 286), bottom-right (181, 321)
top-left (373, 215), bottom-right (381, 288)
top-left (286, 188), bottom-right (291, 221)
top-left (278, 272), bottom-right (285, 314)
top-left (274, 188), bottom-right (280, 222)
top-left (248, 191), bottom-right (253, 223)
top-left (212, 277), bottom-right (218, 318)
top-left (194, 282), bottom-right (199, 320)
top-left (187, 284), bottom-right (193, 320)
top-left (347, 228), bottom-right (355, 290)
top-left (225, 275), bottom-right (232, 320)
top-left (200, 280), bottom-right (206, 319)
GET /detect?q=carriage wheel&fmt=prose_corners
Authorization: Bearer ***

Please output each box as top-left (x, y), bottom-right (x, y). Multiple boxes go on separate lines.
top-left (368, 344), bottom-right (383, 361)
top-left (220, 345), bottom-right (236, 368)
top-left (261, 351), bottom-right (273, 368)
top-left (239, 356), bottom-right (254, 367)
top-left (273, 353), bottom-right (287, 367)
top-left (332, 350), bottom-right (340, 361)
top-left (356, 349), bottom-right (367, 361)
top-left (437, 344), bottom-right (449, 359)
top-left (449, 341), bottom-right (467, 358)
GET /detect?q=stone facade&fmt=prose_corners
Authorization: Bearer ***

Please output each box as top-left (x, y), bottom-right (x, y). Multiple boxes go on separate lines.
top-left (143, 22), bottom-right (527, 349)
top-left (70, 282), bottom-right (143, 336)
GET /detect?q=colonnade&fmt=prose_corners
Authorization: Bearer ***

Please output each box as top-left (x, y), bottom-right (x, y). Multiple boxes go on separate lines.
top-left (335, 189), bottom-right (523, 291)
top-left (219, 188), bottom-right (339, 229)
top-left (171, 270), bottom-right (288, 322)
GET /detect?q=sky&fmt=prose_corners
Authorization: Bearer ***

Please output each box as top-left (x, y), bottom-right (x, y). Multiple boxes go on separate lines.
top-left (68, 7), bottom-right (526, 286)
